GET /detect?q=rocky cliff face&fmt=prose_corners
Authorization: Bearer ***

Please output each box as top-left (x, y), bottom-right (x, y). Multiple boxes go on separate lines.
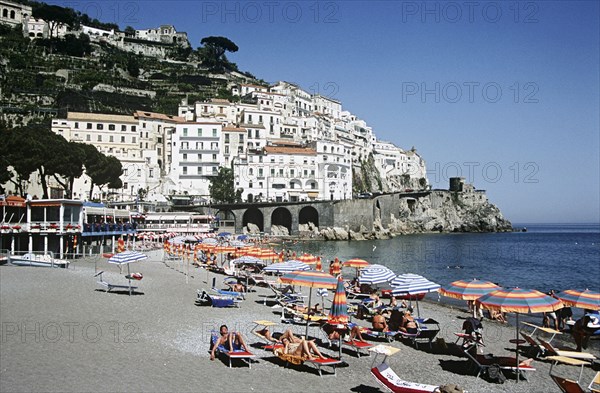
top-left (317, 190), bottom-right (512, 240)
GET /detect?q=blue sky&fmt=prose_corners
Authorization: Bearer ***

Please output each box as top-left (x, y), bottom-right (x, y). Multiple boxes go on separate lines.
top-left (51, 1), bottom-right (599, 224)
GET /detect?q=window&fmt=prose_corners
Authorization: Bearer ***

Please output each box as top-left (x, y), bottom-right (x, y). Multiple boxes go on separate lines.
top-left (123, 168), bottom-right (128, 176)
top-left (258, 168), bottom-right (263, 177)
top-left (212, 128), bottom-right (217, 137)
top-left (97, 124), bottom-right (103, 130)
top-left (183, 128), bottom-right (188, 137)
top-left (109, 136), bottom-right (114, 142)
top-left (74, 122), bottom-right (79, 129)
top-left (255, 130), bottom-right (259, 138)
top-left (259, 115), bottom-right (263, 123)
top-left (143, 122), bottom-right (146, 128)
top-left (86, 135), bottom-right (91, 142)
top-left (224, 134), bottom-right (230, 143)
top-left (271, 169), bottom-right (275, 176)
top-left (137, 169), bottom-right (141, 177)
top-left (97, 135), bottom-right (102, 142)
top-left (132, 137), bottom-right (136, 143)
top-left (212, 154), bottom-right (217, 161)
top-left (249, 182), bottom-right (253, 188)
top-left (212, 167), bottom-right (217, 174)
top-left (197, 154), bottom-right (202, 161)
top-left (149, 169), bottom-right (153, 178)
top-left (290, 169), bottom-right (295, 176)
top-left (183, 153), bottom-right (187, 161)
top-left (121, 136), bottom-right (125, 143)
top-left (239, 134), bottom-right (244, 142)
top-left (87, 123), bottom-right (92, 129)
top-left (109, 124), bottom-right (115, 131)
top-left (197, 167), bottom-right (202, 175)
top-left (248, 114), bottom-right (252, 123)
top-left (182, 167), bottom-right (187, 175)
top-left (131, 126), bottom-right (136, 132)
top-left (197, 128), bottom-right (202, 137)
top-left (224, 146), bottom-right (229, 154)
top-left (121, 125), bottom-right (126, 131)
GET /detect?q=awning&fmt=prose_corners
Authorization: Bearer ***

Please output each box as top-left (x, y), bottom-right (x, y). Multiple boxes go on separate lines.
top-left (307, 192), bottom-right (319, 198)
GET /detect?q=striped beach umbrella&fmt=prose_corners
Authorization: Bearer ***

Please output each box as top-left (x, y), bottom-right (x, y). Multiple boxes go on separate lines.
top-left (263, 260), bottom-right (310, 273)
top-left (391, 274), bottom-right (440, 317)
top-left (343, 258), bottom-right (370, 268)
top-left (108, 251), bottom-right (147, 296)
top-left (280, 270), bottom-right (338, 337)
top-left (328, 277), bottom-right (349, 325)
top-left (556, 289), bottom-right (600, 311)
top-left (297, 253), bottom-right (319, 264)
top-left (358, 265), bottom-right (396, 286)
top-left (441, 279), bottom-right (500, 301)
top-left (476, 287), bottom-right (563, 380)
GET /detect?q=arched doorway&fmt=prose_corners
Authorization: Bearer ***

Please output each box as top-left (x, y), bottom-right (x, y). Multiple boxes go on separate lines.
top-left (271, 207), bottom-right (292, 235)
top-left (242, 208), bottom-right (263, 232)
top-left (299, 206), bottom-right (319, 228)
top-left (215, 209), bottom-right (236, 231)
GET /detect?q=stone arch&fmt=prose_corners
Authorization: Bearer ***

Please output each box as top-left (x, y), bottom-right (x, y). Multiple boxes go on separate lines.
top-left (10, 10), bottom-right (15, 18)
top-left (299, 206), bottom-right (319, 228)
top-left (271, 207), bottom-right (292, 234)
top-left (215, 209), bottom-right (236, 229)
top-left (2, 9), bottom-right (7, 18)
top-left (242, 207), bottom-right (263, 232)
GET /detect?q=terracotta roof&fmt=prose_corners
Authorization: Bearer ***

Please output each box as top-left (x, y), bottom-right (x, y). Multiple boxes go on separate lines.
top-left (67, 112), bottom-right (137, 123)
top-left (222, 126), bottom-right (246, 132)
top-left (134, 110), bottom-right (184, 122)
top-left (263, 146), bottom-right (316, 156)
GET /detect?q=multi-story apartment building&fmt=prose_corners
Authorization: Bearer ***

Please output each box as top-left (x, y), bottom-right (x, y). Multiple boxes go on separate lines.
top-left (168, 122), bottom-right (223, 197)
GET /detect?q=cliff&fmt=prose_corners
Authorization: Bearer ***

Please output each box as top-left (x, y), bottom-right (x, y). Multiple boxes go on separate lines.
top-left (319, 189), bottom-right (512, 240)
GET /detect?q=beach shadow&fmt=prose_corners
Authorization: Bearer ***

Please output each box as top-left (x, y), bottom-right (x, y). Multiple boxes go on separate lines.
top-left (93, 289), bottom-right (145, 296)
top-left (350, 384), bottom-right (384, 393)
top-left (438, 359), bottom-right (475, 376)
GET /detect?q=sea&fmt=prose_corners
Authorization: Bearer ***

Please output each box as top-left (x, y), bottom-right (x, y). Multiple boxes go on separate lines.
top-left (280, 223), bottom-right (600, 317)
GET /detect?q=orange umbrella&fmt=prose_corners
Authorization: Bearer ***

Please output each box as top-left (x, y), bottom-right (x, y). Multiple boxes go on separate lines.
top-left (297, 253), bottom-right (319, 264)
top-left (343, 258), bottom-right (370, 268)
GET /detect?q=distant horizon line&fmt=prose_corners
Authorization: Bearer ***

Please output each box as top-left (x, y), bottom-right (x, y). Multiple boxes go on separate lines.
top-left (512, 222), bottom-right (600, 226)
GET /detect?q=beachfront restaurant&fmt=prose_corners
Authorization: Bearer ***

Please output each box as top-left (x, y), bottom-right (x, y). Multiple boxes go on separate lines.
top-left (81, 202), bottom-right (138, 254)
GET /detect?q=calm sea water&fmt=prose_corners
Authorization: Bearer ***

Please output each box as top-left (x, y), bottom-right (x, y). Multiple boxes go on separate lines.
top-left (282, 223), bottom-right (600, 295)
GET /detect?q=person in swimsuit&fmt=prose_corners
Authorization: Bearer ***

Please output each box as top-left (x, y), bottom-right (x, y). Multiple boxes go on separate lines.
top-left (281, 337), bottom-right (326, 360)
top-left (210, 324), bottom-right (250, 360)
top-left (399, 310), bottom-right (418, 334)
top-left (372, 311), bottom-right (388, 332)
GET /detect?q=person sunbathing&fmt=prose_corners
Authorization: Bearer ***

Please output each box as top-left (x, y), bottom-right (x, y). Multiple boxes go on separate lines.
top-left (281, 336), bottom-right (326, 360)
top-left (210, 324), bottom-right (250, 360)
top-left (289, 303), bottom-right (323, 315)
top-left (372, 311), bottom-right (389, 332)
top-left (256, 327), bottom-right (307, 344)
top-left (322, 323), bottom-right (367, 342)
top-left (399, 310), bottom-right (418, 334)
top-left (491, 310), bottom-right (507, 323)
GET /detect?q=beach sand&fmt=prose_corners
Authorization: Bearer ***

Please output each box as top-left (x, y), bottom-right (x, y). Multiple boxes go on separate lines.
top-left (1, 250), bottom-right (598, 393)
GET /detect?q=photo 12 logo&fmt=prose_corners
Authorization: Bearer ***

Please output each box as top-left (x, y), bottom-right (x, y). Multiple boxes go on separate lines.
top-left (402, 82), bottom-right (540, 104)
top-left (427, 161), bottom-right (540, 184)
top-left (200, 1), bottom-right (340, 23)
top-left (62, 1), bottom-right (140, 24)
top-left (1, 321), bottom-right (140, 344)
top-left (400, 1), bottom-right (540, 23)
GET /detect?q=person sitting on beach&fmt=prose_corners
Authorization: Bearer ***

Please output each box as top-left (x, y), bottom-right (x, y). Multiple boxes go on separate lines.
top-left (399, 310), bottom-right (418, 334)
top-left (322, 323), bottom-right (367, 342)
top-left (572, 312), bottom-right (600, 351)
top-left (388, 309), bottom-right (404, 331)
top-left (280, 336), bottom-right (326, 360)
top-left (372, 311), bottom-right (389, 332)
top-left (490, 309), bottom-right (507, 323)
top-left (210, 325), bottom-right (250, 360)
top-left (368, 290), bottom-right (383, 308)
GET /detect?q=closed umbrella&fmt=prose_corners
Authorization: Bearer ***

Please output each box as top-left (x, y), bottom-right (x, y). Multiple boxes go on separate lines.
top-left (555, 289), bottom-right (600, 311)
top-left (476, 288), bottom-right (563, 381)
top-left (280, 270), bottom-right (338, 337)
top-left (328, 277), bottom-right (349, 358)
top-left (108, 251), bottom-right (147, 295)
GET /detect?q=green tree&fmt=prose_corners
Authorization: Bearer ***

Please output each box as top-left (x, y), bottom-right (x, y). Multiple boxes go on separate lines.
top-left (209, 167), bottom-right (242, 203)
top-left (126, 56), bottom-right (140, 77)
top-left (80, 144), bottom-right (123, 198)
top-left (32, 4), bottom-right (77, 38)
top-left (199, 36), bottom-right (238, 71)
top-left (50, 141), bottom-right (85, 198)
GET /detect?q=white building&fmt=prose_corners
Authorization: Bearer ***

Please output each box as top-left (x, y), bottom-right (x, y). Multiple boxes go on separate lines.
top-left (26, 17), bottom-right (47, 38)
top-left (135, 25), bottom-right (189, 48)
top-left (168, 122), bottom-right (223, 197)
top-left (0, 0), bottom-right (31, 31)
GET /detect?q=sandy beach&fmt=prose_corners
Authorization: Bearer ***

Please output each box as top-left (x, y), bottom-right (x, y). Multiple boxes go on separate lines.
top-left (1, 250), bottom-right (598, 393)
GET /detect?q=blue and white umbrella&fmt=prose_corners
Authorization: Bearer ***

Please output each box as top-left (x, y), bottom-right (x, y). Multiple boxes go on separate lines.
top-left (390, 273), bottom-right (440, 295)
top-left (218, 232), bottom-right (232, 238)
top-left (231, 256), bottom-right (264, 265)
top-left (201, 237), bottom-right (219, 245)
top-left (107, 251), bottom-right (147, 295)
top-left (391, 273), bottom-right (440, 317)
top-left (263, 260), bottom-right (310, 273)
top-left (358, 265), bottom-right (396, 286)
top-left (108, 251), bottom-right (148, 265)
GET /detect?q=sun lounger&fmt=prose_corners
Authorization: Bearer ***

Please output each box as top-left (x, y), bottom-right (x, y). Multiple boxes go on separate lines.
top-left (212, 287), bottom-right (245, 300)
top-left (589, 371), bottom-right (600, 393)
top-left (262, 281), bottom-right (304, 305)
top-left (273, 347), bottom-right (342, 377)
top-left (320, 323), bottom-right (374, 357)
top-left (95, 271), bottom-right (138, 294)
top-left (363, 328), bottom-right (399, 343)
top-left (463, 343), bottom-right (536, 380)
top-left (538, 338), bottom-right (597, 362)
top-left (520, 331), bottom-right (546, 358)
top-left (522, 321), bottom-right (562, 342)
top-left (210, 332), bottom-right (256, 368)
top-left (371, 362), bottom-right (439, 393)
top-left (548, 355), bottom-right (590, 391)
top-left (251, 320), bottom-right (279, 347)
top-left (195, 290), bottom-right (240, 308)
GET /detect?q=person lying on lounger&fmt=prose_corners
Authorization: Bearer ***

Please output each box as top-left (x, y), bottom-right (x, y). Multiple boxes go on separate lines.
top-left (322, 323), bottom-right (367, 342)
top-left (372, 311), bottom-right (389, 332)
top-left (256, 327), bottom-right (310, 344)
top-left (289, 303), bottom-right (323, 315)
top-left (210, 324), bottom-right (250, 360)
top-left (399, 310), bottom-right (418, 334)
top-left (281, 336), bottom-right (326, 360)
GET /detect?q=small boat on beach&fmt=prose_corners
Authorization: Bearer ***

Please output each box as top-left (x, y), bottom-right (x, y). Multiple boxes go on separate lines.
top-left (9, 253), bottom-right (70, 268)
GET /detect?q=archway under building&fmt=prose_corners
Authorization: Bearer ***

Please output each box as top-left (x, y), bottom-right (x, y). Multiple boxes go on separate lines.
top-left (242, 208), bottom-right (263, 232)
top-left (271, 207), bottom-right (292, 235)
top-left (215, 210), bottom-right (236, 231)
top-left (299, 206), bottom-right (319, 229)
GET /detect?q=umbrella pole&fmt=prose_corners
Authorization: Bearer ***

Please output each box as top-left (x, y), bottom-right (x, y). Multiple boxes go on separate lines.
top-left (127, 263), bottom-right (131, 296)
top-left (305, 288), bottom-right (313, 338)
top-left (516, 312), bottom-right (520, 383)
